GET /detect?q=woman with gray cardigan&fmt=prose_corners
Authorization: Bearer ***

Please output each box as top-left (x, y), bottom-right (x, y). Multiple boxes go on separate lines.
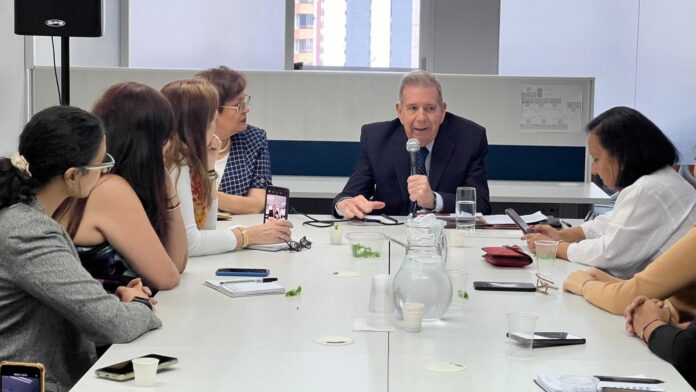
top-left (0, 106), bottom-right (162, 391)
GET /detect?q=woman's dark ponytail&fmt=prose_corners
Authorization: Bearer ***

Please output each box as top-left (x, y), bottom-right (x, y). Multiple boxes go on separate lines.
top-left (0, 157), bottom-right (35, 209)
top-left (0, 106), bottom-right (104, 210)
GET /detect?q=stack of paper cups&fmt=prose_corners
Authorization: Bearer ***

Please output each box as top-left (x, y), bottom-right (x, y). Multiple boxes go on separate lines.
top-left (366, 274), bottom-right (393, 328)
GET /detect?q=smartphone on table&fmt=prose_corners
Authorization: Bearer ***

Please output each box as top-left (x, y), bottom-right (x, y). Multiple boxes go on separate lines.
top-left (1, 361), bottom-right (45, 392)
top-left (95, 354), bottom-right (178, 381)
top-left (263, 186), bottom-right (290, 223)
top-left (473, 281), bottom-right (536, 292)
top-left (216, 268), bottom-right (270, 277)
top-left (504, 208), bottom-right (532, 234)
top-left (506, 332), bottom-right (586, 348)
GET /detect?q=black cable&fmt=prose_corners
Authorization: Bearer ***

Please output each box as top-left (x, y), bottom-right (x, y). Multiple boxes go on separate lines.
top-left (50, 36), bottom-right (62, 105)
top-left (291, 207), bottom-right (403, 227)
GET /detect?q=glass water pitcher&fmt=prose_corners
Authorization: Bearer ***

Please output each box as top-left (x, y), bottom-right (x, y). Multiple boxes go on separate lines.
top-left (392, 215), bottom-right (452, 321)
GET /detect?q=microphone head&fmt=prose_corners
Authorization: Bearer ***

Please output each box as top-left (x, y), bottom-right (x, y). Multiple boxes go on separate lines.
top-left (406, 138), bottom-right (420, 152)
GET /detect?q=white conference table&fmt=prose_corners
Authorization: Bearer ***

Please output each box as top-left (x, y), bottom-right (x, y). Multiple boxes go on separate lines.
top-left (71, 216), bottom-right (691, 391)
top-left (273, 176), bottom-right (612, 205)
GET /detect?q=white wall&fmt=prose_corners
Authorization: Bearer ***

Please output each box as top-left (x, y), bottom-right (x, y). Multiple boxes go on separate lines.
top-left (499, 0), bottom-right (639, 115)
top-left (499, 0), bottom-right (696, 164)
top-left (430, 0), bottom-right (500, 74)
top-left (635, 0), bottom-right (696, 164)
top-left (32, 68), bottom-right (593, 149)
top-left (0, 2), bottom-right (27, 156)
top-left (128, 0), bottom-right (286, 70)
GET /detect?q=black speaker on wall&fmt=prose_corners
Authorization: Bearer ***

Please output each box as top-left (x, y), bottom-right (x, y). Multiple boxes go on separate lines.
top-left (14, 0), bottom-right (103, 37)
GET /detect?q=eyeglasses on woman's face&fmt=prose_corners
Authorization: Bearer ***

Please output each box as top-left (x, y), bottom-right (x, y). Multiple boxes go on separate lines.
top-left (220, 94), bottom-right (251, 113)
top-left (81, 152), bottom-right (115, 173)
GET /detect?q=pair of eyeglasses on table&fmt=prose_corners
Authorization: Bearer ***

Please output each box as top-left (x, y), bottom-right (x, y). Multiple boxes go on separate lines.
top-left (535, 273), bottom-right (559, 294)
top-left (285, 236), bottom-right (312, 252)
top-left (296, 210), bottom-right (403, 228)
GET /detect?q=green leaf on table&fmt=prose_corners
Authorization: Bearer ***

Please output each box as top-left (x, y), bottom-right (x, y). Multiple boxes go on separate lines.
top-left (286, 285), bottom-right (302, 297)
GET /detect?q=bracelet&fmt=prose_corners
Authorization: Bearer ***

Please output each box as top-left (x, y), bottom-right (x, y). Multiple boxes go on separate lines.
top-left (238, 226), bottom-right (250, 248)
top-left (166, 201), bottom-right (181, 212)
top-left (131, 296), bottom-right (153, 311)
top-left (207, 169), bottom-right (219, 181)
top-left (641, 318), bottom-right (663, 343)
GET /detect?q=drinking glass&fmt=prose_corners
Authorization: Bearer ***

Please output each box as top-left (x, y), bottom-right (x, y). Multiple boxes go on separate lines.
top-left (447, 269), bottom-right (468, 311)
top-left (455, 187), bottom-right (477, 233)
top-left (535, 240), bottom-right (559, 279)
top-left (366, 274), bottom-right (393, 328)
top-left (506, 313), bottom-right (537, 358)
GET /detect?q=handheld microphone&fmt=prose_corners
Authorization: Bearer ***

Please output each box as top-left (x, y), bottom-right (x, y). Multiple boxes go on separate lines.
top-left (406, 138), bottom-right (420, 176)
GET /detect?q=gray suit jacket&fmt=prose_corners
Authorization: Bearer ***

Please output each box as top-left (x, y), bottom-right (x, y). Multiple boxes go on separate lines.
top-left (0, 201), bottom-right (162, 391)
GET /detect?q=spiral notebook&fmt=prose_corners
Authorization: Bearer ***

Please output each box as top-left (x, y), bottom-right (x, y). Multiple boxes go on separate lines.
top-left (204, 279), bottom-right (285, 297)
top-left (535, 374), bottom-right (665, 391)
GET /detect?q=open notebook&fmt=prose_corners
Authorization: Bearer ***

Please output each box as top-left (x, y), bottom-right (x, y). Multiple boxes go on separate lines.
top-left (535, 374), bottom-right (665, 392)
top-left (204, 279), bottom-right (285, 298)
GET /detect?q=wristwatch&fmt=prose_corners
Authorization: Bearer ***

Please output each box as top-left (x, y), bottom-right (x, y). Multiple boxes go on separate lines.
top-left (131, 296), bottom-right (153, 311)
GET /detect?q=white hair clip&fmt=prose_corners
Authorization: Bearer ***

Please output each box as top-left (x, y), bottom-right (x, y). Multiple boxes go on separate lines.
top-left (9, 153), bottom-right (32, 177)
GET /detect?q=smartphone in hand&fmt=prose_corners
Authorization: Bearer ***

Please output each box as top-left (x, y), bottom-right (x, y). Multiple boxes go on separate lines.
top-left (264, 186), bottom-right (290, 223)
top-left (504, 208), bottom-right (532, 234)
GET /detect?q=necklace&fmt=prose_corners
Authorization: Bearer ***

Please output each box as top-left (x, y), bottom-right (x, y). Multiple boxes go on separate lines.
top-left (219, 137), bottom-right (231, 154)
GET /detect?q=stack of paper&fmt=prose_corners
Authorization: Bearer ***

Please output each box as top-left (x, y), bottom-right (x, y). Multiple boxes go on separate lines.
top-left (482, 211), bottom-right (548, 225)
top-left (204, 280), bottom-right (285, 298)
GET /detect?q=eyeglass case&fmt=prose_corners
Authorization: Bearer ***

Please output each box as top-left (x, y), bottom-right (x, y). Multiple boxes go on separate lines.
top-left (481, 245), bottom-right (532, 267)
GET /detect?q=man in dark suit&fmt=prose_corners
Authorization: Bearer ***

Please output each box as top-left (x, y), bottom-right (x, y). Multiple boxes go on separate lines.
top-left (333, 71), bottom-right (491, 218)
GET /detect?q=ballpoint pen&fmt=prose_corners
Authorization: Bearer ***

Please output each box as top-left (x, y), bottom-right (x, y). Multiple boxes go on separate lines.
top-left (592, 375), bottom-right (664, 384)
top-left (220, 277), bottom-right (278, 284)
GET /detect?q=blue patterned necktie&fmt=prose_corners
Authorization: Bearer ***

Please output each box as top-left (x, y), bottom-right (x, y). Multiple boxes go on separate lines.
top-left (411, 147), bottom-right (429, 214)
top-left (415, 147), bottom-right (428, 175)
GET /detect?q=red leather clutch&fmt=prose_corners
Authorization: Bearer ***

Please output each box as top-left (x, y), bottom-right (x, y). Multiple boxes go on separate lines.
top-left (481, 245), bottom-right (533, 267)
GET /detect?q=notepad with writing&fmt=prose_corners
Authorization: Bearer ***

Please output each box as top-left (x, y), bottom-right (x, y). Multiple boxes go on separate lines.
top-left (204, 280), bottom-right (285, 297)
top-left (535, 374), bottom-right (665, 392)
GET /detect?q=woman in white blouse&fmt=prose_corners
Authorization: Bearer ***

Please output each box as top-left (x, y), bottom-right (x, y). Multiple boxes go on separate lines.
top-left (161, 79), bottom-right (292, 256)
top-left (524, 106), bottom-right (696, 279)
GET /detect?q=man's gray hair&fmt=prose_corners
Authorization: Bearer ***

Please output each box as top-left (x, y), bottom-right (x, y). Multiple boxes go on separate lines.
top-left (399, 70), bottom-right (443, 104)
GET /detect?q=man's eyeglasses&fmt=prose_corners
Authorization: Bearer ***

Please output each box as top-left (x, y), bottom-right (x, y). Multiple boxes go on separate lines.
top-left (220, 95), bottom-right (251, 113)
top-left (285, 236), bottom-right (312, 252)
top-left (81, 153), bottom-right (115, 173)
top-left (535, 273), bottom-right (558, 294)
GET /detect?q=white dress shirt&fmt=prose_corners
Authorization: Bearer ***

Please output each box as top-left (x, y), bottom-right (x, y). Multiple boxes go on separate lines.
top-left (171, 164), bottom-right (237, 256)
top-left (568, 166), bottom-right (696, 279)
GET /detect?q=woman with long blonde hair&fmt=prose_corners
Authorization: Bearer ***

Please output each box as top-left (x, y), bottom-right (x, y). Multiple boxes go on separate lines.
top-left (161, 79), bottom-right (292, 256)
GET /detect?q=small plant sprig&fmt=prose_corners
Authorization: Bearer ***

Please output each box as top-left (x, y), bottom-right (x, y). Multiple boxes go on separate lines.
top-left (352, 243), bottom-right (380, 258)
top-left (285, 285), bottom-right (302, 297)
top-left (457, 289), bottom-right (469, 299)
